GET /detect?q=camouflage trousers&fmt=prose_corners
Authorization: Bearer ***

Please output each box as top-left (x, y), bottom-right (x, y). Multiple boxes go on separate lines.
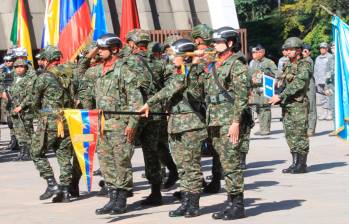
top-left (11, 114), bottom-right (34, 147)
top-left (307, 78), bottom-right (317, 132)
top-left (157, 120), bottom-right (175, 174)
top-left (30, 116), bottom-right (73, 185)
top-left (136, 119), bottom-right (162, 185)
top-left (282, 102), bottom-right (309, 155)
top-left (170, 128), bottom-right (207, 193)
top-left (253, 91), bottom-right (271, 133)
top-left (97, 119), bottom-right (134, 191)
top-left (208, 125), bottom-right (244, 195)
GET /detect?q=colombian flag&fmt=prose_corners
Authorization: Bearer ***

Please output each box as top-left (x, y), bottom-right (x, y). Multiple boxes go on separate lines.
top-left (63, 110), bottom-right (99, 192)
top-left (10, 0), bottom-right (33, 62)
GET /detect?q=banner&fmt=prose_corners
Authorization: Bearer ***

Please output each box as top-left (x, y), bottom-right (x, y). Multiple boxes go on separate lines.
top-left (63, 109), bottom-right (99, 192)
top-left (332, 16), bottom-right (349, 141)
top-left (10, 0), bottom-right (33, 62)
top-left (41, 0), bottom-right (60, 48)
top-left (120, 0), bottom-right (140, 42)
top-left (91, 0), bottom-right (108, 41)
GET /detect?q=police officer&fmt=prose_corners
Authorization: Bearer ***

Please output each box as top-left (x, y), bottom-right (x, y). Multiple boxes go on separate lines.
top-left (205, 27), bottom-right (252, 220)
top-left (249, 44), bottom-right (278, 136)
top-left (269, 37), bottom-right (311, 174)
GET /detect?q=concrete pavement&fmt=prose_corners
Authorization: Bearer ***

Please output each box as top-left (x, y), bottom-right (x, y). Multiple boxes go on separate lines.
top-left (0, 107), bottom-right (348, 224)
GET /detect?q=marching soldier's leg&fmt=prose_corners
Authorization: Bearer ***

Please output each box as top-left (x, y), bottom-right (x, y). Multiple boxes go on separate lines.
top-left (169, 128), bottom-right (206, 218)
top-left (258, 106), bottom-right (271, 135)
top-left (30, 117), bottom-right (59, 200)
top-left (211, 126), bottom-right (245, 220)
top-left (307, 81), bottom-right (317, 136)
top-left (5, 116), bottom-right (19, 151)
top-left (139, 120), bottom-right (163, 206)
top-left (69, 152), bottom-right (82, 197)
top-left (204, 139), bottom-right (222, 193)
top-left (52, 136), bottom-right (73, 203)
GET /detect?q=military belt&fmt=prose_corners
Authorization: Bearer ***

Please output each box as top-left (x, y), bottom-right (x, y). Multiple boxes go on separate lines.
top-left (205, 93), bottom-right (233, 104)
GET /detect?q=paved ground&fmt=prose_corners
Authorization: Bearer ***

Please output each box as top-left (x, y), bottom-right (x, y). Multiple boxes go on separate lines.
top-left (0, 107), bottom-right (348, 224)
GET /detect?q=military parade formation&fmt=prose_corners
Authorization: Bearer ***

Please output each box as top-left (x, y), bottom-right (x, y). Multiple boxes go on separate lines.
top-left (0, 24), bottom-right (336, 220)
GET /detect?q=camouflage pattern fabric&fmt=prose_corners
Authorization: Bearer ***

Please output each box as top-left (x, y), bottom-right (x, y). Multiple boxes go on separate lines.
top-left (305, 56), bottom-right (317, 134)
top-left (279, 58), bottom-right (311, 155)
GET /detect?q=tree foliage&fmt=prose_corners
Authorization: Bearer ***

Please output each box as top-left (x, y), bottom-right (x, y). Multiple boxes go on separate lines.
top-left (235, 0), bottom-right (278, 22)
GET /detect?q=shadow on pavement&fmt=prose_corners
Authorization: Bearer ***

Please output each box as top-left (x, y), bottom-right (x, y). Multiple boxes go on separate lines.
top-left (200, 197), bottom-right (261, 215)
top-left (270, 129), bottom-right (284, 135)
top-left (246, 199), bottom-right (305, 217)
top-left (245, 181), bottom-right (279, 191)
top-left (247, 160), bottom-right (286, 169)
top-left (250, 137), bottom-right (277, 140)
top-left (244, 168), bottom-right (275, 178)
top-left (108, 213), bottom-right (153, 223)
top-left (307, 162), bottom-right (347, 172)
top-left (313, 130), bottom-right (332, 136)
top-left (0, 149), bottom-right (55, 163)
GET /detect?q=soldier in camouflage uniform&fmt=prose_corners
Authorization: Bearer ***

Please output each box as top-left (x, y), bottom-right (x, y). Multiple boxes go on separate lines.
top-left (125, 29), bottom-right (163, 206)
top-left (0, 53), bottom-right (20, 151)
top-left (8, 59), bottom-right (35, 161)
top-left (269, 37), bottom-right (311, 174)
top-left (93, 34), bottom-right (142, 215)
top-left (302, 44), bottom-right (316, 136)
top-left (205, 27), bottom-right (252, 220)
top-left (249, 44), bottom-right (278, 136)
top-left (30, 45), bottom-right (74, 203)
top-left (139, 39), bottom-right (207, 218)
top-left (192, 23), bottom-right (223, 193)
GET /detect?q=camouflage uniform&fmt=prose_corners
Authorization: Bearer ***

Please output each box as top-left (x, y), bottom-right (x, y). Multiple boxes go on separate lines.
top-left (94, 59), bottom-right (142, 191)
top-left (304, 56), bottom-right (316, 135)
top-left (147, 64), bottom-right (207, 194)
top-left (9, 59), bottom-right (35, 159)
top-left (249, 57), bottom-right (278, 134)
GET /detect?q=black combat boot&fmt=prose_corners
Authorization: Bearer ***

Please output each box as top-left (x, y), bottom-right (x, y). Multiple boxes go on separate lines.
top-left (69, 176), bottom-right (80, 198)
top-left (52, 185), bottom-right (70, 203)
top-left (110, 189), bottom-right (127, 214)
top-left (169, 192), bottom-right (189, 217)
top-left (140, 183), bottom-right (163, 206)
top-left (5, 135), bottom-right (19, 151)
top-left (95, 188), bottom-right (117, 215)
top-left (93, 168), bottom-right (102, 176)
top-left (240, 152), bottom-right (247, 170)
top-left (39, 176), bottom-right (60, 200)
top-left (20, 145), bottom-right (31, 161)
top-left (292, 153), bottom-right (308, 174)
top-left (282, 152), bottom-right (297, 173)
top-left (184, 193), bottom-right (200, 218)
top-left (212, 193), bottom-right (245, 220)
top-left (204, 173), bottom-right (221, 194)
top-left (163, 170), bottom-right (178, 190)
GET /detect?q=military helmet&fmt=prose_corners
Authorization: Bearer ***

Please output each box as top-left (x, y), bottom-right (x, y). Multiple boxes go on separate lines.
top-left (3, 54), bottom-right (15, 61)
top-left (192, 24), bottom-right (213, 41)
top-left (44, 45), bottom-right (62, 61)
top-left (163, 35), bottom-right (182, 51)
top-left (14, 47), bottom-right (28, 57)
top-left (96, 33), bottom-right (122, 49)
top-left (283, 37), bottom-right (303, 49)
top-left (171, 39), bottom-right (196, 55)
top-left (126, 29), bottom-right (151, 44)
top-left (13, 59), bottom-right (28, 67)
top-left (148, 42), bottom-right (162, 53)
top-left (212, 27), bottom-right (239, 43)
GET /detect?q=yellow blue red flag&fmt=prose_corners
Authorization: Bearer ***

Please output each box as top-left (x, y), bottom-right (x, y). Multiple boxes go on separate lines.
top-left (63, 109), bottom-right (99, 192)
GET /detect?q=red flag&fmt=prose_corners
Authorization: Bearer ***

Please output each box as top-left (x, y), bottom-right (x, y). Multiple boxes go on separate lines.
top-left (120, 0), bottom-right (140, 43)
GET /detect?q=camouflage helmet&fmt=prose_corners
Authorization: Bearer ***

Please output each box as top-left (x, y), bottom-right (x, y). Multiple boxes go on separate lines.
top-left (14, 47), bottom-right (28, 57)
top-left (163, 35), bottom-right (182, 51)
top-left (147, 42), bottom-right (162, 57)
top-left (43, 45), bottom-right (62, 61)
top-left (13, 59), bottom-right (28, 67)
top-left (126, 29), bottom-right (151, 44)
top-left (283, 37), bottom-right (303, 49)
top-left (35, 49), bottom-right (46, 60)
top-left (192, 24), bottom-right (213, 42)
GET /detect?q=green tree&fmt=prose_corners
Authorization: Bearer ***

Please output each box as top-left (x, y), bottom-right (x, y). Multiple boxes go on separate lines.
top-left (235, 0), bottom-right (278, 22)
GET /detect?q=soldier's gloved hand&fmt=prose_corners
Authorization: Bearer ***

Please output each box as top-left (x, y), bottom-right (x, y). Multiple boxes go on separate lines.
top-left (228, 122), bottom-right (240, 144)
top-left (138, 103), bottom-right (150, 118)
top-left (124, 127), bottom-right (136, 143)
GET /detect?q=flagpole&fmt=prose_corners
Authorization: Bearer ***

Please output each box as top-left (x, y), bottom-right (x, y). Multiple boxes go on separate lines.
top-left (319, 4), bottom-right (336, 16)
